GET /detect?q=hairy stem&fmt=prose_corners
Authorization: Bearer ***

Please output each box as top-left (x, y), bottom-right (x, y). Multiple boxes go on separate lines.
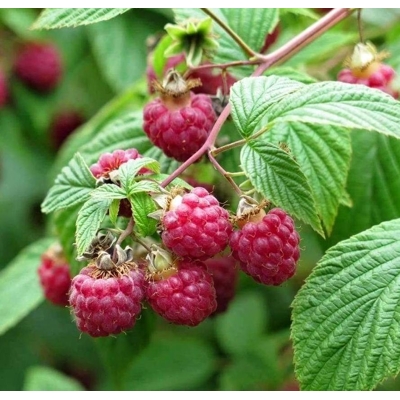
top-left (114, 217), bottom-right (134, 254)
top-left (201, 8), bottom-right (257, 58)
top-left (208, 152), bottom-right (242, 195)
top-left (161, 8), bottom-right (352, 188)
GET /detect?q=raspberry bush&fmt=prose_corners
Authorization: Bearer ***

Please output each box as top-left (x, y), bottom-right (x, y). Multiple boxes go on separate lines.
top-left (2, 7), bottom-right (400, 391)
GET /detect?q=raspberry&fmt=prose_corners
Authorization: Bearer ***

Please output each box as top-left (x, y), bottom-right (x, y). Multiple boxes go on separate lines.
top-left (205, 255), bottom-right (238, 315)
top-left (37, 245), bottom-right (71, 306)
top-left (161, 187), bottom-right (232, 260)
top-left (143, 70), bottom-right (216, 162)
top-left (189, 68), bottom-right (237, 96)
top-left (14, 42), bottom-right (62, 92)
top-left (146, 260), bottom-right (217, 326)
top-left (230, 208), bottom-right (300, 286)
top-left (69, 265), bottom-right (145, 337)
top-left (50, 110), bottom-right (85, 150)
top-left (0, 67), bottom-right (9, 108)
top-left (90, 148), bottom-right (147, 179)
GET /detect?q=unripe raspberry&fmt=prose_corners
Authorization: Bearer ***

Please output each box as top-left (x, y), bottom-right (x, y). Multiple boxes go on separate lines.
top-left (205, 255), bottom-right (238, 315)
top-left (50, 110), bottom-right (85, 150)
top-left (69, 264), bottom-right (145, 337)
top-left (37, 244), bottom-right (71, 306)
top-left (143, 70), bottom-right (216, 162)
top-left (161, 187), bottom-right (232, 260)
top-left (14, 42), bottom-right (62, 92)
top-left (146, 259), bottom-right (217, 326)
top-left (0, 68), bottom-right (9, 108)
top-left (230, 208), bottom-right (300, 286)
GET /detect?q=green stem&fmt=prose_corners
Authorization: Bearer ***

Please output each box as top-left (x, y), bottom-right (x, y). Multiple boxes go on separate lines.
top-left (201, 8), bottom-right (258, 58)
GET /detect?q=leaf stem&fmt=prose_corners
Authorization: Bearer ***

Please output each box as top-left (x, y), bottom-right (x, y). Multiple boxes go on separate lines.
top-left (201, 8), bottom-right (258, 58)
top-left (208, 152), bottom-right (243, 196)
top-left (211, 138), bottom-right (247, 156)
top-left (115, 218), bottom-right (134, 248)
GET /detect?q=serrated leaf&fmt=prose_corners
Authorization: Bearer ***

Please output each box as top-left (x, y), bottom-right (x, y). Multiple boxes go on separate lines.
top-left (118, 158), bottom-right (160, 192)
top-left (32, 8), bottom-right (130, 29)
top-left (24, 366), bottom-right (84, 391)
top-left (230, 76), bottom-right (305, 136)
top-left (215, 291), bottom-right (267, 356)
top-left (263, 122), bottom-right (351, 235)
top-left (109, 199), bottom-right (120, 225)
top-left (292, 218), bottom-right (400, 391)
top-left (130, 192), bottom-right (158, 237)
top-left (90, 184), bottom-right (127, 200)
top-left (328, 131), bottom-right (400, 247)
top-left (76, 198), bottom-right (112, 256)
top-left (267, 81), bottom-right (400, 138)
top-left (222, 8), bottom-right (279, 52)
top-left (264, 67), bottom-right (317, 84)
top-left (41, 153), bottom-right (95, 214)
top-left (129, 180), bottom-right (160, 195)
top-left (143, 147), bottom-right (181, 174)
top-left (241, 140), bottom-right (323, 235)
top-left (0, 238), bottom-right (53, 336)
top-left (142, 173), bottom-right (193, 190)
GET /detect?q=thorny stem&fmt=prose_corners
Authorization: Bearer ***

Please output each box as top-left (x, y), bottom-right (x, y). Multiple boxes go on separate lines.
top-left (161, 8), bottom-right (353, 188)
top-left (208, 152), bottom-right (243, 195)
top-left (201, 8), bottom-right (258, 58)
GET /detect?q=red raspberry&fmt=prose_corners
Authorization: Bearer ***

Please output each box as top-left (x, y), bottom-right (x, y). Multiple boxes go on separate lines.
top-left (0, 68), bottom-right (9, 108)
top-left (50, 110), bottom-right (85, 150)
top-left (230, 208), bottom-right (300, 286)
top-left (69, 266), bottom-right (145, 337)
top-left (143, 93), bottom-right (215, 162)
top-left (161, 187), bottom-right (232, 260)
top-left (189, 68), bottom-right (236, 96)
top-left (38, 248), bottom-right (71, 306)
top-left (14, 42), bottom-right (62, 92)
top-left (146, 260), bottom-right (217, 326)
top-left (205, 255), bottom-right (238, 315)
top-left (90, 148), bottom-right (148, 179)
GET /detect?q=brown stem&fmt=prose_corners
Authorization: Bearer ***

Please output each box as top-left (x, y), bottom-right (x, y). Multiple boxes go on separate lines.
top-left (208, 152), bottom-right (242, 195)
top-left (201, 8), bottom-right (257, 58)
top-left (160, 8), bottom-right (353, 188)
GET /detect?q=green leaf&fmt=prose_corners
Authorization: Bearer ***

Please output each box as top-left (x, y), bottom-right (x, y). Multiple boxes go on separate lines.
top-left (118, 158), bottom-right (160, 192)
top-left (222, 8), bottom-right (279, 52)
top-left (109, 199), bottom-right (120, 225)
top-left (41, 153), bottom-right (95, 214)
top-left (230, 76), bottom-right (304, 137)
top-left (24, 366), bottom-right (84, 391)
top-left (241, 140), bottom-right (323, 235)
top-left (263, 122), bottom-right (351, 235)
top-left (32, 8), bottom-right (130, 29)
top-left (0, 238), bottom-right (53, 336)
top-left (123, 335), bottom-right (216, 390)
top-left (264, 66), bottom-right (317, 84)
top-left (215, 291), bottom-right (267, 356)
top-left (87, 10), bottom-right (167, 92)
top-left (292, 218), bottom-right (400, 390)
top-left (90, 184), bottom-right (127, 200)
top-left (139, 173), bottom-right (193, 191)
top-left (76, 198), bottom-right (112, 256)
top-left (267, 81), bottom-right (400, 138)
top-left (143, 147), bottom-right (181, 174)
top-left (0, 8), bottom-right (41, 39)
top-left (130, 193), bottom-right (158, 237)
top-left (328, 131), bottom-right (400, 247)
top-left (129, 180), bottom-right (160, 195)
top-left (96, 309), bottom-right (155, 390)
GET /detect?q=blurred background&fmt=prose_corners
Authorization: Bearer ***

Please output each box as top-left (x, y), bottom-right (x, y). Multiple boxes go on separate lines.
top-left (1, 8), bottom-right (400, 391)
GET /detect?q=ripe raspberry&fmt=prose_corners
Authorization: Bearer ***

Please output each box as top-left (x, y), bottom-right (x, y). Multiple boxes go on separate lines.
top-left (205, 255), bottom-right (238, 315)
top-left (90, 148), bottom-right (148, 179)
top-left (69, 265), bottom-right (145, 337)
top-left (161, 187), bottom-right (232, 260)
top-left (50, 110), bottom-right (85, 150)
top-left (0, 68), bottom-right (9, 108)
top-left (14, 42), bottom-right (62, 92)
top-left (230, 208), bottom-right (300, 286)
top-left (143, 70), bottom-right (216, 162)
top-left (38, 245), bottom-right (71, 306)
top-left (189, 68), bottom-right (236, 96)
top-left (146, 260), bottom-right (217, 326)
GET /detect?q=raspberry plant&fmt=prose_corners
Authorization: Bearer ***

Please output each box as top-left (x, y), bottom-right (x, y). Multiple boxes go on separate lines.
top-left (2, 7), bottom-right (400, 391)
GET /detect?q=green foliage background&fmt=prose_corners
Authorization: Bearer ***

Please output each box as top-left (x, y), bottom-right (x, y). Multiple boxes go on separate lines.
top-left (2, 8), bottom-right (400, 391)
